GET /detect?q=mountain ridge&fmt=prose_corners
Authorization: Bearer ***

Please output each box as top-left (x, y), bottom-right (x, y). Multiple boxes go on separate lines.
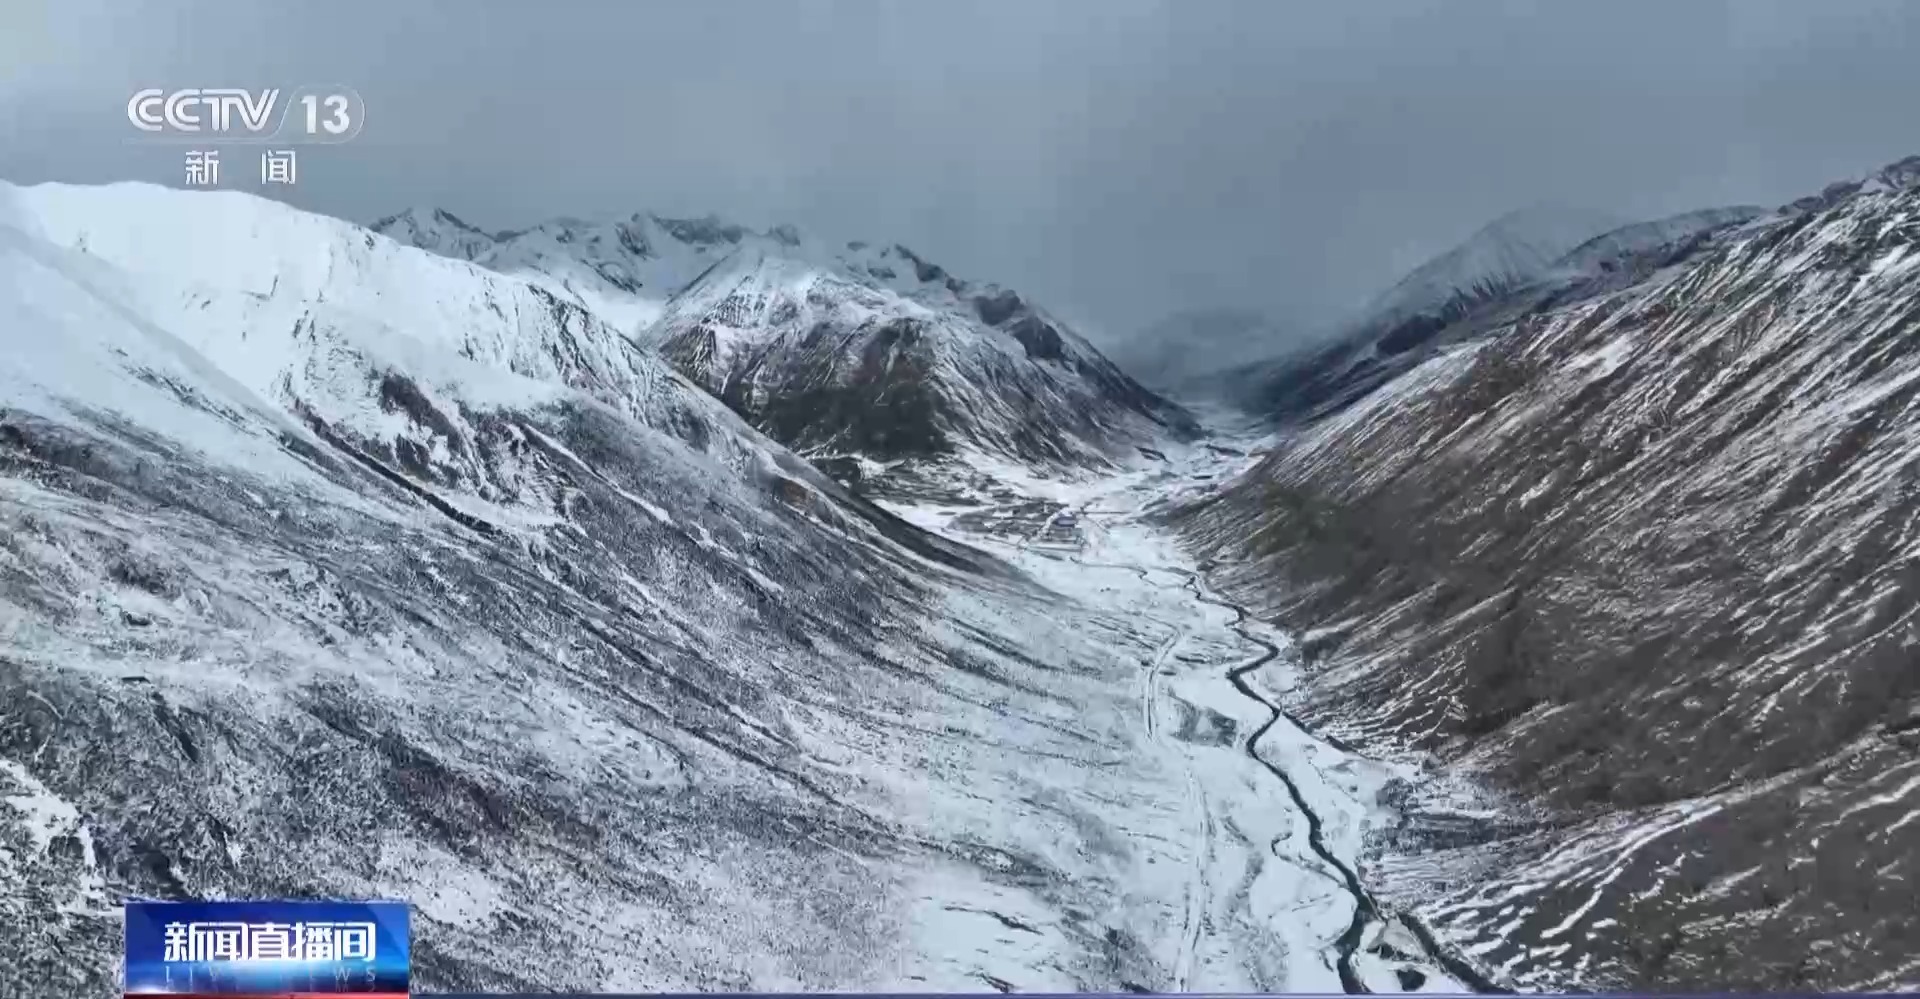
top-left (1237, 201), bottom-right (1768, 423)
top-left (375, 205), bottom-right (1198, 472)
top-left (1358, 204), bottom-right (1632, 333)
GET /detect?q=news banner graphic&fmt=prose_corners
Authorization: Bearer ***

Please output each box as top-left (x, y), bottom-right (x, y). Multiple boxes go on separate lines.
top-left (125, 86), bottom-right (365, 190)
top-left (124, 899), bottom-right (410, 998)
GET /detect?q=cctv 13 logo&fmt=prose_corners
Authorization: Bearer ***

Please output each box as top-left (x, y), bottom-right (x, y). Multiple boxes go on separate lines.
top-left (127, 86), bottom-right (365, 144)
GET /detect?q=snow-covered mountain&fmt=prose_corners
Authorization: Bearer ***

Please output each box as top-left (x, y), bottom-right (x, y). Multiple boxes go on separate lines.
top-left (1178, 155), bottom-right (1920, 991)
top-left (1357, 206), bottom-right (1630, 335)
top-left (1148, 208), bottom-right (1632, 411)
top-left (1242, 203), bottom-right (1762, 422)
top-left (368, 207), bottom-right (756, 339)
top-left (375, 208), bottom-right (1197, 471)
top-left (643, 242), bottom-right (1197, 468)
top-left (0, 180), bottom-right (1250, 996)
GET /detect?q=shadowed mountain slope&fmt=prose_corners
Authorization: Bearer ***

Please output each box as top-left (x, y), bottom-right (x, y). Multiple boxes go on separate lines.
top-left (1178, 156), bottom-right (1920, 991)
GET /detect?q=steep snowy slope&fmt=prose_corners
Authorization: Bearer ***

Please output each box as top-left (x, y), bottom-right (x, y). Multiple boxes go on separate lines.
top-left (378, 208), bottom-right (1197, 471)
top-left (1178, 156), bottom-right (1920, 991)
top-left (369, 208), bottom-right (750, 338)
top-left (0, 181), bottom-right (1237, 997)
top-left (19, 186), bottom-right (760, 470)
top-left (1244, 204), bottom-right (1761, 423)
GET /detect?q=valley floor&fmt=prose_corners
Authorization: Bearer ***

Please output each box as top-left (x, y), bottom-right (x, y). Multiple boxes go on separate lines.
top-left (876, 440), bottom-right (1488, 993)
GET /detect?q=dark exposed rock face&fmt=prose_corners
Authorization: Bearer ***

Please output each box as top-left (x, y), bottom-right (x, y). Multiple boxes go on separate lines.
top-left (810, 455), bottom-right (864, 491)
top-left (893, 244), bottom-right (947, 284)
top-left (973, 290), bottom-right (1025, 328)
top-left (693, 317), bottom-right (949, 461)
top-left (652, 214), bottom-right (749, 246)
top-left (1006, 314), bottom-right (1067, 362)
top-left (1179, 160), bottom-right (1920, 991)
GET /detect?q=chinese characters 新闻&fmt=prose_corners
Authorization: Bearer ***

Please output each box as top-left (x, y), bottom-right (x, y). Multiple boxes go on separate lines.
top-left (160, 921), bottom-right (378, 963)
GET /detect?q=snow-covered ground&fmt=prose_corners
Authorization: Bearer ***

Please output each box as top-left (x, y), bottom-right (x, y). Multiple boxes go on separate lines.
top-left (879, 439), bottom-right (1489, 992)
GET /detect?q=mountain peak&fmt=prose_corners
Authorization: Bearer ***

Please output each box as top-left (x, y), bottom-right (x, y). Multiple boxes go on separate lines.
top-left (1872, 152), bottom-right (1920, 190)
top-left (368, 205), bottom-right (499, 260)
top-left (1355, 203), bottom-right (1628, 334)
top-left (369, 205), bottom-right (492, 234)
top-left (1472, 203), bottom-right (1629, 247)
top-left (645, 244), bottom-right (1194, 465)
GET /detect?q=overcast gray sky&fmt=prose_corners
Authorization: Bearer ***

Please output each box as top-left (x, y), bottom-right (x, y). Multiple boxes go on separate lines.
top-left (4, 0), bottom-right (1917, 344)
